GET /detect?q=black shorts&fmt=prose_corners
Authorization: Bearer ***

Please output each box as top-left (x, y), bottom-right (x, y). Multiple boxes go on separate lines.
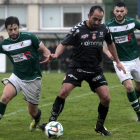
top-left (62, 68), bottom-right (108, 92)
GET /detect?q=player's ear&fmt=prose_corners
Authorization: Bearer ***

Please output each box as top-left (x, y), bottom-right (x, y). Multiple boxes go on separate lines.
top-left (88, 14), bottom-right (90, 19)
top-left (125, 9), bottom-right (128, 14)
top-left (113, 9), bottom-right (115, 15)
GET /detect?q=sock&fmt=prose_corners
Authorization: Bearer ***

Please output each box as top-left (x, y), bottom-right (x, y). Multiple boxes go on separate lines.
top-left (49, 96), bottom-right (65, 122)
top-left (127, 91), bottom-right (140, 116)
top-left (96, 102), bottom-right (109, 129)
top-left (0, 102), bottom-right (7, 119)
top-left (135, 87), bottom-right (140, 98)
top-left (34, 109), bottom-right (41, 123)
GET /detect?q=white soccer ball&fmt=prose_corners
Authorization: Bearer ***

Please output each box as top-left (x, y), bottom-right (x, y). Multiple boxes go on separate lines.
top-left (45, 121), bottom-right (63, 139)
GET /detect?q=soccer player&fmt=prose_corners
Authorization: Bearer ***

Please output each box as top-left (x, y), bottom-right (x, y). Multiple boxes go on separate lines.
top-left (38, 6), bottom-right (125, 136)
top-left (0, 16), bottom-right (51, 131)
top-left (105, 1), bottom-right (140, 122)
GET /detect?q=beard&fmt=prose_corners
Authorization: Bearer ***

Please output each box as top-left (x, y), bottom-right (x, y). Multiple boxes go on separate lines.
top-left (10, 32), bottom-right (19, 40)
top-left (89, 21), bottom-right (98, 29)
top-left (115, 15), bottom-right (125, 22)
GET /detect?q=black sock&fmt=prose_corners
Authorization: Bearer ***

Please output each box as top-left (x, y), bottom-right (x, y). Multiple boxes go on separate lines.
top-left (96, 102), bottom-right (109, 129)
top-left (49, 96), bottom-right (65, 122)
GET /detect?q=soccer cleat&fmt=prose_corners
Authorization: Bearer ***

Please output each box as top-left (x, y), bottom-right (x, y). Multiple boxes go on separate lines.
top-left (37, 123), bottom-right (48, 131)
top-left (30, 120), bottom-right (39, 132)
top-left (95, 125), bottom-right (111, 136)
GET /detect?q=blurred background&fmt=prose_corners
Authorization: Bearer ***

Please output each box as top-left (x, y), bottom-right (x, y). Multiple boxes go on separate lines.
top-left (0, 0), bottom-right (139, 73)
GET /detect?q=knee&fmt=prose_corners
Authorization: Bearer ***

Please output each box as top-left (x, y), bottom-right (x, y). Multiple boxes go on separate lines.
top-left (59, 88), bottom-right (69, 99)
top-left (1, 94), bottom-right (9, 104)
top-left (101, 95), bottom-right (111, 106)
top-left (125, 85), bottom-right (134, 92)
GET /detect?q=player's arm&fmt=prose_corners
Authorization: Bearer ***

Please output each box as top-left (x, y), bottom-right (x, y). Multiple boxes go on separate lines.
top-left (107, 42), bottom-right (126, 74)
top-left (106, 42), bottom-right (119, 63)
top-left (104, 26), bottom-right (126, 74)
top-left (39, 42), bottom-right (51, 64)
top-left (46, 44), bottom-right (67, 62)
top-left (39, 42), bottom-right (51, 57)
top-left (103, 46), bottom-right (114, 60)
top-left (55, 44), bottom-right (67, 59)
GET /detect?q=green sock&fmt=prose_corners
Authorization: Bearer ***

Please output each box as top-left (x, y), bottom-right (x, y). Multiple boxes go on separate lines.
top-left (135, 87), bottom-right (140, 98)
top-left (0, 102), bottom-right (7, 119)
top-left (127, 91), bottom-right (140, 116)
top-left (34, 109), bottom-right (41, 123)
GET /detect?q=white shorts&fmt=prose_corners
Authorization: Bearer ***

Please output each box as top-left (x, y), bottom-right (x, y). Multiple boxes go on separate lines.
top-left (2, 73), bottom-right (42, 105)
top-left (113, 58), bottom-right (140, 83)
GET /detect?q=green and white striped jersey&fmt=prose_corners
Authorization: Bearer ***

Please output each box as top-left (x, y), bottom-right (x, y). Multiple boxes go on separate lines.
top-left (0, 32), bottom-right (42, 81)
top-left (106, 17), bottom-right (140, 61)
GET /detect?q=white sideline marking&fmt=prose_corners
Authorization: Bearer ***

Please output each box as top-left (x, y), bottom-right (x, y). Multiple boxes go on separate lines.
top-left (4, 85), bottom-right (122, 117)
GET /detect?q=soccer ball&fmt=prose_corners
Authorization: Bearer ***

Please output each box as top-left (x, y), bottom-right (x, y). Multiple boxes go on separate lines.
top-left (45, 121), bottom-right (63, 139)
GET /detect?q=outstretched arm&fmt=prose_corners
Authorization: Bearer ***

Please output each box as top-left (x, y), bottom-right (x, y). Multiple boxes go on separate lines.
top-left (40, 43), bottom-right (67, 64)
top-left (39, 42), bottom-right (51, 64)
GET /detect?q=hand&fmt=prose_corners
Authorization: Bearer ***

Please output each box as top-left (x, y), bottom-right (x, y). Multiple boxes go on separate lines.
top-left (116, 62), bottom-right (126, 74)
top-left (40, 54), bottom-right (57, 64)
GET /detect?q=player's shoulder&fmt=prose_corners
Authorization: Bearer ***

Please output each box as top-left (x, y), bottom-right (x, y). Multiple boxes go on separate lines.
top-left (99, 22), bottom-right (110, 32)
top-left (125, 16), bottom-right (136, 22)
top-left (0, 38), bottom-right (10, 45)
top-left (20, 32), bottom-right (34, 37)
top-left (105, 18), bottom-right (115, 26)
top-left (69, 21), bottom-right (85, 34)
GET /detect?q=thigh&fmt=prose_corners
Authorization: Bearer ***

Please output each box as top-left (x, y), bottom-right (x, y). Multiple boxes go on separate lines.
top-left (131, 58), bottom-right (140, 82)
top-left (63, 68), bottom-right (84, 87)
top-left (59, 83), bottom-right (76, 98)
top-left (22, 78), bottom-right (42, 105)
top-left (2, 73), bottom-right (22, 94)
top-left (113, 61), bottom-right (132, 83)
top-left (1, 82), bottom-right (17, 104)
top-left (86, 73), bottom-right (108, 92)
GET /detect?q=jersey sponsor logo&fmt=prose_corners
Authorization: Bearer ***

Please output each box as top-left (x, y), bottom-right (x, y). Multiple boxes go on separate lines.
top-left (92, 33), bottom-right (96, 39)
top-left (2, 40), bottom-right (31, 51)
top-left (109, 22), bottom-right (135, 33)
top-left (81, 41), bottom-right (103, 46)
top-left (81, 34), bottom-right (89, 39)
top-left (114, 33), bottom-right (132, 43)
top-left (11, 51), bottom-right (33, 62)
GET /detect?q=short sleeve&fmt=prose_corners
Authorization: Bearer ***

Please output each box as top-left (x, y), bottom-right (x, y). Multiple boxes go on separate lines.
top-left (134, 18), bottom-right (140, 30)
top-left (104, 26), bottom-right (112, 44)
top-left (61, 28), bottom-right (79, 46)
top-left (31, 34), bottom-right (41, 50)
top-left (0, 42), bottom-right (5, 53)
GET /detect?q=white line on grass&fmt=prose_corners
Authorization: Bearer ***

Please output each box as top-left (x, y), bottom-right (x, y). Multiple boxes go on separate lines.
top-left (4, 84), bottom-right (122, 117)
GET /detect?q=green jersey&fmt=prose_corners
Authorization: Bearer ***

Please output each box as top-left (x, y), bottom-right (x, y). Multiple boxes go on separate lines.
top-left (0, 32), bottom-right (42, 81)
top-left (105, 17), bottom-right (140, 61)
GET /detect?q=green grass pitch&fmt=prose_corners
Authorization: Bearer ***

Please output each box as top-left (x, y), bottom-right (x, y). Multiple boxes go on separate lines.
top-left (0, 72), bottom-right (139, 140)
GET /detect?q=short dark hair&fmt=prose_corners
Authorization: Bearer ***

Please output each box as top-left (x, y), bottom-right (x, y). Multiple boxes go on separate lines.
top-left (89, 6), bottom-right (104, 16)
top-left (5, 16), bottom-right (20, 29)
top-left (115, 1), bottom-right (126, 8)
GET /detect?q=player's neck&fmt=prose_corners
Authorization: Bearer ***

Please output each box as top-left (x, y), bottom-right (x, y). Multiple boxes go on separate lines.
top-left (115, 18), bottom-right (125, 24)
